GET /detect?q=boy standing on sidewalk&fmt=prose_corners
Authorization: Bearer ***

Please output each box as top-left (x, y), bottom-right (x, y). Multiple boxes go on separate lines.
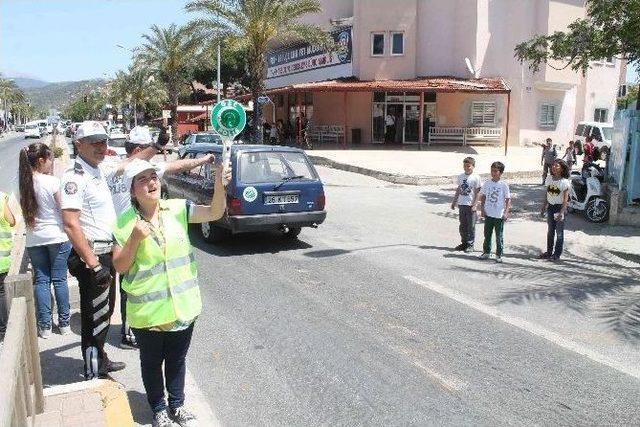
top-left (479, 162), bottom-right (511, 263)
top-left (451, 157), bottom-right (481, 252)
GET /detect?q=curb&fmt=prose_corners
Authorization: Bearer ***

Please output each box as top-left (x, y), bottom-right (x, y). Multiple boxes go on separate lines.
top-left (309, 155), bottom-right (541, 185)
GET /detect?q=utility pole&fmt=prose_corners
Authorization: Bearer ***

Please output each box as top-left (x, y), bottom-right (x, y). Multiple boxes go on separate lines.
top-left (217, 44), bottom-right (221, 104)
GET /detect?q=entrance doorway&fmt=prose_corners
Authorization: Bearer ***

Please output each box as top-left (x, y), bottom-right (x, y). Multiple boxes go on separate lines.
top-left (372, 92), bottom-right (437, 144)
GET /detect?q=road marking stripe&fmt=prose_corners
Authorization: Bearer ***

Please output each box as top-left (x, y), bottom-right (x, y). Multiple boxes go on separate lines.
top-left (390, 345), bottom-right (466, 392)
top-left (403, 275), bottom-right (640, 380)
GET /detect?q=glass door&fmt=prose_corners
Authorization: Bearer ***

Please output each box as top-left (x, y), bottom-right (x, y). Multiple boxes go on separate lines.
top-left (404, 104), bottom-right (419, 143)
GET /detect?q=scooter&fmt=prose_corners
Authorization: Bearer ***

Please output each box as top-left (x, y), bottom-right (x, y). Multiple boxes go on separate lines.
top-left (567, 162), bottom-right (609, 222)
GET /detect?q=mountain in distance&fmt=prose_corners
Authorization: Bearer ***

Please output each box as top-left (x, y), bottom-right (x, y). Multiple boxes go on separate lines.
top-left (10, 77), bottom-right (50, 89)
top-left (20, 79), bottom-right (107, 112)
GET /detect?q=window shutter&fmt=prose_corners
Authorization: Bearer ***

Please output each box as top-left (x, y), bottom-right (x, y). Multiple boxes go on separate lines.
top-left (471, 102), bottom-right (496, 125)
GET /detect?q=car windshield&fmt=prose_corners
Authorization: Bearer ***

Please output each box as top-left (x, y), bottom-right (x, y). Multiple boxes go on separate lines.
top-left (26, 124), bottom-right (37, 129)
top-left (195, 134), bottom-right (221, 144)
top-left (602, 127), bottom-right (613, 140)
top-left (239, 151), bottom-right (316, 184)
top-left (109, 137), bottom-right (126, 148)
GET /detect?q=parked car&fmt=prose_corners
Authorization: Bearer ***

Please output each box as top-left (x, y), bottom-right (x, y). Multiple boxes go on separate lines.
top-left (15, 124), bottom-right (25, 132)
top-left (24, 122), bottom-right (42, 139)
top-left (163, 143), bottom-right (327, 243)
top-left (178, 132), bottom-right (222, 157)
top-left (574, 121), bottom-right (613, 159)
top-left (106, 136), bottom-right (127, 159)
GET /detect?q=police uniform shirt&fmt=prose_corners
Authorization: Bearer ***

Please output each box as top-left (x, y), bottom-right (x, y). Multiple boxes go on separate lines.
top-left (103, 157), bottom-right (167, 216)
top-left (60, 156), bottom-right (116, 242)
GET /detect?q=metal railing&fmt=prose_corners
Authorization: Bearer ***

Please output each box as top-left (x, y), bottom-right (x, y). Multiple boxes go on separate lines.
top-left (0, 274), bottom-right (44, 426)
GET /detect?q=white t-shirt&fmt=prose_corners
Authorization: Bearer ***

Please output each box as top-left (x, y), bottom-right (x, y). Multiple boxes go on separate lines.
top-left (60, 157), bottom-right (116, 241)
top-left (25, 174), bottom-right (68, 247)
top-left (103, 158), bottom-right (166, 216)
top-left (545, 176), bottom-right (570, 205)
top-left (481, 180), bottom-right (511, 219)
top-left (456, 172), bottom-right (482, 206)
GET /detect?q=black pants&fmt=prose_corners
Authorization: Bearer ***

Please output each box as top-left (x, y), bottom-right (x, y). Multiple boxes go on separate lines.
top-left (458, 205), bottom-right (476, 246)
top-left (133, 324), bottom-right (194, 414)
top-left (68, 250), bottom-right (116, 379)
top-left (542, 162), bottom-right (552, 183)
top-left (546, 204), bottom-right (565, 258)
top-left (0, 272), bottom-right (7, 338)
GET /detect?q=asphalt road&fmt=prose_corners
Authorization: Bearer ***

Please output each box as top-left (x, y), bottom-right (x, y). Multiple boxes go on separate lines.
top-left (0, 132), bottom-right (39, 194)
top-left (187, 166), bottom-right (640, 425)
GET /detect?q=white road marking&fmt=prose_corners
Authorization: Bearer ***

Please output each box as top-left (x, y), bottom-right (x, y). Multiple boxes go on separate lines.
top-left (184, 367), bottom-right (222, 426)
top-left (403, 275), bottom-right (640, 380)
top-left (390, 345), bottom-right (467, 392)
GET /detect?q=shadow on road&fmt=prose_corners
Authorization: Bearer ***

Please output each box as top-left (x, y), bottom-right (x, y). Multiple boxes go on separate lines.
top-left (189, 227), bottom-right (313, 257)
top-left (448, 244), bottom-right (640, 342)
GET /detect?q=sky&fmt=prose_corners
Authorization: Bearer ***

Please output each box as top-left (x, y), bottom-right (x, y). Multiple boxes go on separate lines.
top-left (1, 0), bottom-right (638, 84)
top-left (1, 0), bottom-right (192, 82)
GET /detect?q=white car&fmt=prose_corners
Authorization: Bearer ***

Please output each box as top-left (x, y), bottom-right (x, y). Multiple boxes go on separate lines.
top-left (106, 136), bottom-right (127, 159)
top-left (574, 121), bottom-right (613, 158)
top-left (25, 123), bottom-right (42, 139)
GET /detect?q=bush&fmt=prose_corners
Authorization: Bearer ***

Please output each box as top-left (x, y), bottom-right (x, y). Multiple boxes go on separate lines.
top-left (52, 146), bottom-right (64, 159)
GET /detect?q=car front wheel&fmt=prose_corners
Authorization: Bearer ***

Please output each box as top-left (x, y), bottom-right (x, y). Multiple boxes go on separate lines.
top-left (201, 221), bottom-right (229, 243)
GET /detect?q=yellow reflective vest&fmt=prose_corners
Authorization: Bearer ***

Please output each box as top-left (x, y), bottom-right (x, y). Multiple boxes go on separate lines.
top-left (113, 199), bottom-right (201, 329)
top-left (0, 192), bottom-right (13, 275)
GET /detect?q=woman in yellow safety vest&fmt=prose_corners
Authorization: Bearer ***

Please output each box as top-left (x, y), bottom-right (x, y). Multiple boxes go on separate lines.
top-left (0, 190), bottom-right (16, 341)
top-left (112, 157), bottom-right (229, 427)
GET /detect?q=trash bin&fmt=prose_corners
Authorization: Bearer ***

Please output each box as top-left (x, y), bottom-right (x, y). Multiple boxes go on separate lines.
top-left (351, 128), bottom-right (362, 144)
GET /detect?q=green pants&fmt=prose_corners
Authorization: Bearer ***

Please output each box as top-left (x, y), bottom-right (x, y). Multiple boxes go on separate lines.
top-left (483, 216), bottom-right (504, 257)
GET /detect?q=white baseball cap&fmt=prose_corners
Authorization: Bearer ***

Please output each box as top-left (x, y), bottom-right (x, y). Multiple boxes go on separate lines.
top-left (128, 126), bottom-right (153, 145)
top-left (124, 159), bottom-right (159, 188)
top-left (75, 121), bottom-right (108, 143)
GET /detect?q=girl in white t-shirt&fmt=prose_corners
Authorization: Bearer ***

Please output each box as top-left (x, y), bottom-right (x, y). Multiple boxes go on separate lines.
top-left (539, 159), bottom-right (570, 261)
top-left (19, 143), bottom-right (71, 338)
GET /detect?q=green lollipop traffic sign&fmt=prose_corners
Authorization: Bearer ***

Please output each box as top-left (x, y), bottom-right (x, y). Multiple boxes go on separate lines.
top-left (210, 99), bottom-right (247, 167)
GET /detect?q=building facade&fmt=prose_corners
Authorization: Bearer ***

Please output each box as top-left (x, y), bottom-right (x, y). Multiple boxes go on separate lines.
top-left (260, 0), bottom-right (624, 147)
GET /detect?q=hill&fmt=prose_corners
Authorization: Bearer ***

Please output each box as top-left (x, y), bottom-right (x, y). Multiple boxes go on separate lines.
top-left (22, 79), bottom-right (107, 112)
top-left (11, 77), bottom-right (50, 89)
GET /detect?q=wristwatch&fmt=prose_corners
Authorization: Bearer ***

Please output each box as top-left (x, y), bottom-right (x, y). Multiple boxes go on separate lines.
top-left (92, 264), bottom-right (103, 273)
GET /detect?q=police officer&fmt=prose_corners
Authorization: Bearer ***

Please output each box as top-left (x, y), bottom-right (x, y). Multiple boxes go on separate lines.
top-left (106, 125), bottom-right (215, 348)
top-left (60, 121), bottom-right (126, 379)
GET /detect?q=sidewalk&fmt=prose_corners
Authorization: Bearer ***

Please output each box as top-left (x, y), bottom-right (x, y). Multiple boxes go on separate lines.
top-left (309, 144), bottom-right (546, 185)
top-left (37, 135), bottom-right (219, 426)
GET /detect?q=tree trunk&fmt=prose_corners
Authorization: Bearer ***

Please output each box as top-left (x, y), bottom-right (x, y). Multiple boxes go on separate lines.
top-left (170, 90), bottom-right (179, 141)
top-left (249, 48), bottom-right (266, 144)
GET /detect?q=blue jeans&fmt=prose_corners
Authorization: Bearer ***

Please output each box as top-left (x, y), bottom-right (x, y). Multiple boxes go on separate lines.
top-left (546, 204), bottom-right (565, 258)
top-left (133, 324), bottom-right (194, 414)
top-left (27, 241), bottom-right (71, 329)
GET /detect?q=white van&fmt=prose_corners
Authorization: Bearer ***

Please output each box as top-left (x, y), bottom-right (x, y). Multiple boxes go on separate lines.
top-left (573, 121), bottom-right (613, 157)
top-left (25, 122), bottom-right (42, 139)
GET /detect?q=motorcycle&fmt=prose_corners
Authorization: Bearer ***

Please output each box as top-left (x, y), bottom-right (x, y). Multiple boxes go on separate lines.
top-left (567, 162), bottom-right (609, 222)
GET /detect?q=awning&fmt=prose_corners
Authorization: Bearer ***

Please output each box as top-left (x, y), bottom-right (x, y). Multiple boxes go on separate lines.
top-left (233, 76), bottom-right (511, 102)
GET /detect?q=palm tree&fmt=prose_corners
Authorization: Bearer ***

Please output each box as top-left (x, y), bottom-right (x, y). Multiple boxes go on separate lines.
top-left (109, 67), bottom-right (166, 127)
top-left (0, 76), bottom-right (25, 129)
top-left (134, 24), bottom-right (201, 136)
top-left (185, 0), bottom-right (332, 143)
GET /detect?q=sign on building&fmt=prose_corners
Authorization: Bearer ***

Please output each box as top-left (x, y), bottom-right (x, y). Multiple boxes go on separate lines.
top-left (266, 27), bottom-right (352, 81)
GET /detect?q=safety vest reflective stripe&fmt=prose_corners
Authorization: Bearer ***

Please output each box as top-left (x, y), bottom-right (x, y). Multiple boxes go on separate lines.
top-left (0, 232), bottom-right (11, 238)
top-left (123, 253), bottom-right (195, 284)
top-left (127, 277), bottom-right (199, 304)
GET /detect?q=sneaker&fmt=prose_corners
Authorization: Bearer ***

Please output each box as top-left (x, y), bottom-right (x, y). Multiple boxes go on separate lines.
top-left (38, 327), bottom-right (52, 339)
top-left (59, 325), bottom-right (71, 335)
top-left (454, 243), bottom-right (466, 251)
top-left (479, 253), bottom-right (490, 260)
top-left (121, 336), bottom-right (139, 349)
top-left (152, 409), bottom-right (174, 427)
top-left (464, 245), bottom-right (474, 253)
top-left (169, 406), bottom-right (197, 427)
top-left (495, 256), bottom-right (503, 263)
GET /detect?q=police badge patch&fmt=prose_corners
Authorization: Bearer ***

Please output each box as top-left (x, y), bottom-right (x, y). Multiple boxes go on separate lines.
top-left (64, 182), bottom-right (78, 195)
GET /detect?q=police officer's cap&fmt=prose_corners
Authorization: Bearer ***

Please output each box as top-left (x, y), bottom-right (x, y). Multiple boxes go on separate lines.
top-left (76, 121), bottom-right (108, 143)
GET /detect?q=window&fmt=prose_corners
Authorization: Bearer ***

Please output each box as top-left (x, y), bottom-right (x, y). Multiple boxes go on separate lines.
top-left (391, 32), bottom-right (404, 55)
top-left (471, 101), bottom-right (497, 126)
top-left (539, 104), bottom-right (556, 128)
top-left (371, 33), bottom-right (385, 56)
top-left (594, 108), bottom-right (608, 123)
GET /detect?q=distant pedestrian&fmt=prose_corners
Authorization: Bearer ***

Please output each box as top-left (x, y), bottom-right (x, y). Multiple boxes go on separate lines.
top-left (541, 138), bottom-right (557, 184)
top-left (562, 140), bottom-right (577, 170)
top-left (539, 159), bottom-right (570, 261)
top-left (384, 112), bottom-right (395, 143)
top-left (19, 143), bottom-right (71, 338)
top-left (0, 189), bottom-right (16, 341)
top-left (451, 157), bottom-right (482, 252)
top-left (479, 162), bottom-right (511, 263)
top-left (269, 123), bottom-right (278, 145)
top-left (583, 136), bottom-right (596, 165)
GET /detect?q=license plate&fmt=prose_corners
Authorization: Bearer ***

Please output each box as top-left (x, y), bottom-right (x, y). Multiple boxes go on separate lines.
top-left (264, 194), bottom-right (299, 205)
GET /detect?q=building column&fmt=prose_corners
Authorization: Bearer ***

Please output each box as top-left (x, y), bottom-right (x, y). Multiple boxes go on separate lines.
top-left (297, 92), bottom-right (302, 146)
top-left (343, 91), bottom-right (348, 148)
top-left (418, 91), bottom-right (424, 150)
